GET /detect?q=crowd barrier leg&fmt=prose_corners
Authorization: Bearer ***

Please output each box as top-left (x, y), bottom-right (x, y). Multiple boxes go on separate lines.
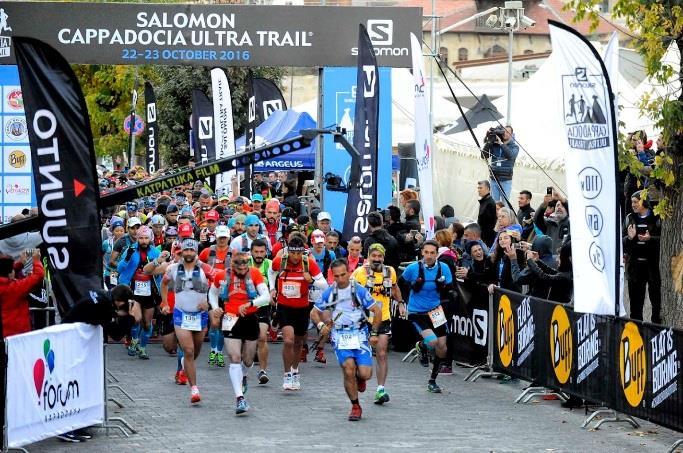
top-left (667, 439), bottom-right (683, 453)
top-left (401, 348), bottom-right (419, 363)
top-left (581, 409), bottom-right (640, 430)
top-left (94, 344), bottom-right (136, 437)
top-left (515, 387), bottom-right (567, 404)
top-left (464, 294), bottom-right (503, 382)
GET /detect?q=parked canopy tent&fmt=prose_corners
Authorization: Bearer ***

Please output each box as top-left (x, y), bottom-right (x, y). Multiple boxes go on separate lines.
top-left (235, 109), bottom-right (316, 171)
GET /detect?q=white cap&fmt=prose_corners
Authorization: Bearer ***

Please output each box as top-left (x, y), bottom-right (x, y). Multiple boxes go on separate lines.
top-left (216, 225), bottom-right (230, 238)
top-left (127, 217), bottom-right (141, 227)
top-left (317, 211), bottom-right (332, 222)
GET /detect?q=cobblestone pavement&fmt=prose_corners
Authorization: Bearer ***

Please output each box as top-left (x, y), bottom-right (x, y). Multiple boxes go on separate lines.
top-left (30, 342), bottom-right (682, 453)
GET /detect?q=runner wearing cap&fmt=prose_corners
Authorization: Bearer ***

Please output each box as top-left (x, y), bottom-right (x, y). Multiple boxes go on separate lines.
top-left (310, 259), bottom-right (381, 421)
top-left (269, 235), bottom-right (328, 390)
top-left (199, 224), bottom-right (232, 368)
top-left (103, 219), bottom-right (126, 290)
top-left (264, 199), bottom-right (288, 249)
top-left (109, 217), bottom-right (141, 270)
top-left (117, 225), bottom-right (162, 360)
top-left (150, 214), bottom-right (166, 247)
top-left (230, 214), bottom-right (247, 238)
top-left (199, 209), bottom-right (220, 251)
top-left (161, 238), bottom-right (216, 404)
top-left (251, 194), bottom-right (264, 216)
top-left (230, 214), bottom-right (271, 255)
top-left (161, 226), bottom-right (178, 254)
top-left (218, 195), bottom-right (230, 209)
top-left (310, 229), bottom-right (335, 283)
top-left (208, 251), bottom-right (271, 415)
top-left (315, 211), bottom-right (347, 250)
top-left (352, 243), bottom-right (403, 404)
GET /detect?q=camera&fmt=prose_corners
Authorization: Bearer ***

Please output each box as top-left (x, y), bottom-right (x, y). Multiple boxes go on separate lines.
top-left (485, 126), bottom-right (506, 145)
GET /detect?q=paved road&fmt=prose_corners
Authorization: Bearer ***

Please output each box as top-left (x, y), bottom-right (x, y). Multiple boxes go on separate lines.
top-left (32, 342), bottom-right (681, 453)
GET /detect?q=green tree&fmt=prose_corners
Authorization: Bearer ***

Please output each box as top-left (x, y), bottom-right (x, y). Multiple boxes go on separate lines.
top-left (566, 1), bottom-right (683, 325)
top-left (74, 65), bottom-right (157, 162)
top-left (154, 66), bottom-right (284, 168)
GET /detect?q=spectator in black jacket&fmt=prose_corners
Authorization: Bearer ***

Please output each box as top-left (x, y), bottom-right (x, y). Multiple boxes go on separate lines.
top-left (363, 211), bottom-right (400, 268)
top-left (477, 180), bottom-right (497, 247)
top-left (487, 231), bottom-right (525, 294)
top-left (517, 190), bottom-right (535, 240)
top-left (395, 199), bottom-right (423, 263)
top-left (510, 235), bottom-right (556, 299)
top-left (526, 237), bottom-right (573, 304)
top-left (281, 179), bottom-right (300, 216)
top-left (385, 205), bottom-right (405, 239)
top-left (534, 197), bottom-right (570, 251)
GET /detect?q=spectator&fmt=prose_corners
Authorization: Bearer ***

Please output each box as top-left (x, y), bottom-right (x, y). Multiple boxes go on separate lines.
top-left (510, 235), bottom-right (556, 299)
top-left (449, 222), bottom-right (465, 251)
top-left (440, 205), bottom-right (459, 228)
top-left (526, 237), bottom-right (573, 304)
top-left (458, 241), bottom-right (497, 303)
top-left (495, 201), bottom-right (505, 214)
top-left (395, 199), bottom-right (423, 263)
top-left (435, 229), bottom-right (458, 276)
top-left (0, 249), bottom-right (45, 338)
top-left (398, 189), bottom-right (418, 211)
top-left (493, 207), bottom-right (522, 244)
top-left (534, 197), bottom-right (570, 250)
top-left (281, 180), bottom-right (300, 216)
top-left (487, 231), bottom-right (525, 294)
top-left (623, 190), bottom-right (661, 324)
top-left (460, 223), bottom-right (489, 268)
top-left (363, 211), bottom-right (400, 268)
top-left (316, 211), bottom-right (346, 249)
top-left (476, 180), bottom-right (497, 247)
top-left (517, 190), bottom-right (535, 240)
top-left (482, 125), bottom-right (519, 202)
top-left (435, 228), bottom-right (458, 376)
top-left (385, 205), bottom-right (405, 239)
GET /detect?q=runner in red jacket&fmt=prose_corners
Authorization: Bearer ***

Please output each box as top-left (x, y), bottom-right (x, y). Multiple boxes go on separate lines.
top-left (0, 249), bottom-right (44, 338)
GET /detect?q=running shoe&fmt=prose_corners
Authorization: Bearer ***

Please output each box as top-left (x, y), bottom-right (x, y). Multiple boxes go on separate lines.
top-left (235, 397), bottom-right (250, 415)
top-left (415, 341), bottom-right (429, 367)
top-left (127, 341), bottom-right (139, 357)
top-left (258, 370), bottom-right (269, 385)
top-left (216, 352), bottom-right (225, 368)
top-left (348, 404), bottom-right (362, 421)
top-left (374, 388), bottom-right (390, 405)
top-left (439, 364), bottom-right (454, 376)
top-left (283, 373), bottom-right (293, 391)
top-left (190, 385), bottom-right (201, 404)
top-left (356, 375), bottom-right (366, 393)
top-left (175, 370), bottom-right (188, 385)
top-left (208, 351), bottom-right (216, 366)
top-left (300, 343), bottom-right (308, 363)
top-left (56, 432), bottom-right (85, 443)
top-left (427, 381), bottom-right (442, 393)
top-left (242, 376), bottom-right (248, 395)
top-left (291, 372), bottom-right (301, 391)
top-left (138, 347), bottom-right (149, 360)
top-left (314, 348), bottom-right (327, 364)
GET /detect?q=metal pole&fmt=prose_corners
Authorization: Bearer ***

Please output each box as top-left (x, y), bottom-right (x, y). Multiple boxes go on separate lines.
top-left (506, 28), bottom-right (513, 126)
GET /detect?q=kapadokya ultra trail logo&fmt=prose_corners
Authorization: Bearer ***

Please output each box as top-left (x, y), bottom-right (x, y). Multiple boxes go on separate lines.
top-left (550, 305), bottom-right (573, 385)
top-left (562, 67), bottom-right (610, 150)
top-left (497, 294), bottom-right (515, 367)
top-left (620, 321), bottom-right (647, 408)
top-left (33, 339), bottom-right (82, 421)
top-left (0, 8), bottom-right (11, 58)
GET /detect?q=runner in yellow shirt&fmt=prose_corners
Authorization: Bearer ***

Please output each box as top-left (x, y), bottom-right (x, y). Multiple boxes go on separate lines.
top-left (352, 243), bottom-right (403, 404)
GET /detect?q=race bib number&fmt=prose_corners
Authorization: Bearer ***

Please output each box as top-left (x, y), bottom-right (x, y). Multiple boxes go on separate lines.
top-left (134, 280), bottom-right (151, 296)
top-left (222, 313), bottom-right (239, 332)
top-left (282, 282), bottom-right (301, 298)
top-left (181, 312), bottom-right (202, 331)
top-left (428, 305), bottom-right (447, 328)
top-left (110, 273), bottom-right (118, 286)
top-left (337, 331), bottom-right (361, 350)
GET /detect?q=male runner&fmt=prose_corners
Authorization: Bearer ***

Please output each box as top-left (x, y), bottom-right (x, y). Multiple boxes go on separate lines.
top-left (311, 259), bottom-right (381, 421)
top-left (230, 214), bottom-right (271, 254)
top-left (269, 235), bottom-right (328, 390)
top-left (352, 243), bottom-right (402, 404)
top-left (161, 239), bottom-right (215, 404)
top-left (208, 251), bottom-right (270, 414)
top-left (398, 240), bottom-right (453, 393)
top-left (249, 238), bottom-right (273, 384)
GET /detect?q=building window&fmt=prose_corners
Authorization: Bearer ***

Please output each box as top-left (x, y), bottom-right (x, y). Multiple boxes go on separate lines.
top-left (439, 47), bottom-right (449, 65)
top-left (458, 47), bottom-right (468, 61)
top-left (484, 44), bottom-right (506, 58)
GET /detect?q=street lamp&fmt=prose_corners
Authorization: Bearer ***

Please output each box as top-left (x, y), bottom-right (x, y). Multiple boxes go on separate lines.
top-left (485, 1), bottom-right (535, 126)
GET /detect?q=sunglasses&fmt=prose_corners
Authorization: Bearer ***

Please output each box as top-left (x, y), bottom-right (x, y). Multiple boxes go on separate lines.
top-left (233, 259), bottom-right (249, 266)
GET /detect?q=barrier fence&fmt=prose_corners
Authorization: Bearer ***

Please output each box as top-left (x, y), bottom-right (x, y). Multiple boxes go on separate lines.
top-left (490, 287), bottom-right (683, 435)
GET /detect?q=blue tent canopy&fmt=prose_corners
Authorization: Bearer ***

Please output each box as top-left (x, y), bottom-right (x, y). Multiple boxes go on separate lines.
top-left (235, 110), bottom-right (316, 171)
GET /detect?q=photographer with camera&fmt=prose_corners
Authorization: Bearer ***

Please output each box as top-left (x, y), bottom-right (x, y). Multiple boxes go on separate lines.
top-left (482, 125), bottom-right (519, 204)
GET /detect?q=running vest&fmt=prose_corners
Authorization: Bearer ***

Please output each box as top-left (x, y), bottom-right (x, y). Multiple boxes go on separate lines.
top-left (219, 270), bottom-right (257, 301)
top-left (364, 265), bottom-right (392, 298)
top-left (170, 263), bottom-right (210, 293)
top-left (411, 261), bottom-right (445, 293)
top-left (208, 245), bottom-right (232, 267)
top-left (280, 251), bottom-right (310, 275)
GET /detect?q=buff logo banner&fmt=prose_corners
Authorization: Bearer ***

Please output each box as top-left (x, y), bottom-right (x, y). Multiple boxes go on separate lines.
top-left (191, 89), bottom-right (215, 189)
top-left (210, 68), bottom-right (235, 195)
top-left (342, 24), bottom-right (378, 239)
top-left (492, 288), bottom-right (683, 432)
top-left (0, 2), bottom-right (420, 68)
top-left (144, 81), bottom-right (159, 174)
top-left (14, 37), bottom-right (102, 316)
top-left (548, 21), bottom-right (620, 316)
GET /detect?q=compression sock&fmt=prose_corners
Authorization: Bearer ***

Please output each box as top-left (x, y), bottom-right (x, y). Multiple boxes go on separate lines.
top-left (140, 324), bottom-right (153, 348)
top-left (242, 362), bottom-right (253, 378)
top-left (430, 357), bottom-right (442, 381)
top-left (216, 330), bottom-right (224, 353)
top-left (177, 349), bottom-right (184, 371)
top-left (130, 324), bottom-right (141, 343)
top-left (209, 328), bottom-right (220, 352)
top-left (229, 363), bottom-right (244, 398)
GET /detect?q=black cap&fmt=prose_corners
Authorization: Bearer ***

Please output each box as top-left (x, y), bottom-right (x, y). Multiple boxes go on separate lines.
top-left (166, 204), bottom-right (179, 214)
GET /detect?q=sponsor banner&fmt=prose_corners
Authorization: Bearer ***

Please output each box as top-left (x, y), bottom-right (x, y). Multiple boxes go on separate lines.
top-left (4, 145), bottom-right (31, 173)
top-left (321, 66), bottom-right (391, 235)
top-left (210, 68), bottom-right (235, 194)
top-left (0, 2), bottom-right (420, 68)
top-left (3, 114), bottom-right (27, 142)
top-left (3, 174), bottom-right (31, 203)
top-left (549, 21), bottom-right (620, 316)
top-left (143, 81), bottom-right (159, 175)
top-left (3, 85), bottom-right (24, 112)
top-left (410, 33), bottom-right (436, 238)
top-left (448, 284), bottom-right (488, 365)
top-left (191, 89), bottom-right (215, 189)
top-left (5, 323), bottom-right (105, 448)
top-left (343, 24), bottom-right (379, 240)
top-left (15, 37), bottom-right (103, 315)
